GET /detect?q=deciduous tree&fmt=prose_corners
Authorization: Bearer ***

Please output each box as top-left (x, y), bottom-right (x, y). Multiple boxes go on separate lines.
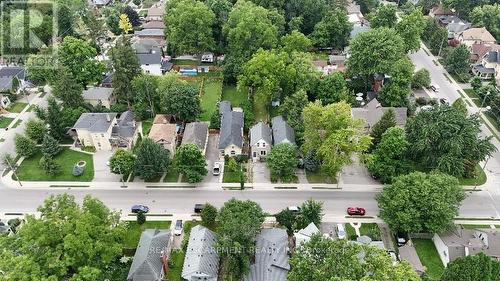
top-left (134, 138), bottom-right (171, 181)
top-left (15, 134), bottom-right (38, 158)
top-left (315, 72), bottom-right (352, 105)
top-left (175, 144), bottom-right (208, 183)
top-left (201, 203), bottom-right (218, 227)
top-left (280, 89), bottom-right (308, 142)
top-left (377, 172), bottom-right (465, 233)
top-left (118, 14), bottom-right (133, 34)
top-left (280, 30), bottom-right (312, 53)
top-left (378, 57), bottom-right (414, 107)
top-left (295, 199), bottom-right (323, 230)
top-left (470, 4), bottom-right (500, 41)
top-left (441, 253), bottom-right (500, 281)
top-left (396, 9), bottom-right (426, 53)
top-left (284, 0), bottom-right (328, 35)
top-left (370, 4), bottom-right (397, 28)
top-left (159, 75), bottom-right (201, 121)
top-left (267, 143), bottom-right (298, 181)
top-left (444, 44), bottom-right (471, 76)
top-left (109, 149), bottom-right (136, 177)
top-left (411, 68), bottom-right (431, 89)
top-left (24, 119), bottom-right (46, 144)
top-left (369, 108), bottom-right (396, 149)
top-left (309, 9), bottom-right (352, 50)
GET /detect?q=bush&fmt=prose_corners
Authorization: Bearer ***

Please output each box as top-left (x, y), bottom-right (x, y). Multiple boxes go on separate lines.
top-left (137, 212), bottom-right (146, 225)
top-left (304, 150), bottom-right (321, 172)
top-left (201, 203), bottom-right (217, 227)
top-left (235, 154), bottom-right (248, 163)
top-left (25, 119), bottom-right (46, 143)
top-left (41, 134), bottom-right (61, 157)
top-left (39, 156), bottom-right (61, 176)
top-left (209, 109), bottom-right (220, 129)
top-left (15, 134), bottom-right (38, 158)
top-left (415, 97), bottom-right (428, 106)
top-left (411, 69), bottom-right (431, 89)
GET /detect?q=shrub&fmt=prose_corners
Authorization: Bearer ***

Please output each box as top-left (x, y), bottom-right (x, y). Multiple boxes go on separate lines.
top-left (15, 134), bottom-right (38, 158)
top-left (201, 203), bottom-right (217, 227)
top-left (137, 211), bottom-right (146, 225)
top-left (39, 156), bottom-right (61, 176)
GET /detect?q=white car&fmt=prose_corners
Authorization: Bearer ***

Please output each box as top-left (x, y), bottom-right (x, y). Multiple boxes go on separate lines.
top-left (287, 206), bottom-right (301, 213)
top-left (337, 223), bottom-right (346, 239)
top-left (174, 220), bottom-right (183, 236)
top-left (213, 162), bottom-right (221, 176)
top-left (430, 84), bottom-right (440, 92)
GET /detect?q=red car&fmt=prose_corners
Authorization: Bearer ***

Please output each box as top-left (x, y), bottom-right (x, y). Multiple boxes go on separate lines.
top-left (347, 207), bottom-right (366, 216)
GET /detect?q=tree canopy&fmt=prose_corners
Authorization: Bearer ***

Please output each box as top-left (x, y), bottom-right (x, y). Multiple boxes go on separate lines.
top-left (369, 108), bottom-right (397, 150)
top-left (378, 57), bottom-right (414, 107)
top-left (267, 143), bottom-right (298, 182)
top-left (370, 4), bottom-right (397, 28)
top-left (315, 72), bottom-right (352, 105)
top-left (444, 44), bottom-right (471, 76)
top-left (396, 9), bottom-right (426, 53)
top-left (52, 68), bottom-right (83, 108)
top-left (110, 36), bottom-right (141, 105)
top-left (470, 4), bottom-right (500, 41)
top-left (309, 9), bottom-right (352, 50)
top-left (158, 74), bottom-right (201, 121)
top-left (441, 253), bottom-right (500, 281)
top-left (280, 30), bottom-right (312, 53)
top-left (377, 172), bottom-right (465, 233)
top-left (109, 149), bottom-right (136, 177)
top-left (134, 138), bottom-right (171, 181)
top-left (175, 144), bottom-right (208, 183)
top-left (288, 235), bottom-right (420, 281)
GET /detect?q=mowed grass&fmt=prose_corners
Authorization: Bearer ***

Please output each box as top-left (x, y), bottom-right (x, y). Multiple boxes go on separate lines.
top-left (0, 117), bottom-right (14, 128)
top-left (457, 164), bottom-right (487, 186)
top-left (7, 102), bottom-right (28, 113)
top-left (15, 148), bottom-right (94, 181)
top-left (413, 239), bottom-right (444, 280)
top-left (306, 170), bottom-right (337, 184)
top-left (359, 223), bottom-right (381, 240)
top-left (123, 220), bottom-right (172, 250)
top-left (142, 119), bottom-right (153, 135)
top-left (200, 80), bottom-right (222, 121)
top-left (253, 92), bottom-right (269, 122)
top-left (222, 85), bottom-right (248, 107)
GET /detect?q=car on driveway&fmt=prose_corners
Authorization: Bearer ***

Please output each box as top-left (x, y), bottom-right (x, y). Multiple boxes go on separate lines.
top-left (347, 207), bottom-right (366, 216)
top-left (213, 162), bottom-right (221, 176)
top-left (194, 204), bottom-right (205, 213)
top-left (174, 220), bottom-right (183, 236)
top-left (131, 205), bottom-right (149, 213)
top-left (430, 84), bottom-right (440, 92)
top-left (439, 98), bottom-right (448, 105)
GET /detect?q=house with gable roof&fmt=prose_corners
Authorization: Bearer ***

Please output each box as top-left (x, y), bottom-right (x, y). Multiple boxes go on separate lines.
top-left (181, 225), bottom-right (220, 281)
top-left (249, 121), bottom-right (272, 162)
top-left (218, 101), bottom-right (244, 157)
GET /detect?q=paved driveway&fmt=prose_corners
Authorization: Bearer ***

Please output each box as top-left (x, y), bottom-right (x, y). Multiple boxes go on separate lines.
top-left (92, 150), bottom-right (122, 182)
top-left (203, 134), bottom-right (221, 183)
top-left (252, 161), bottom-right (270, 183)
top-left (340, 156), bottom-right (378, 185)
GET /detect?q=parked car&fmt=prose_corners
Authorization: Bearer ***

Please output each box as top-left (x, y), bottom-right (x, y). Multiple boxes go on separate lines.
top-left (439, 98), bottom-right (449, 105)
top-left (194, 204), bottom-right (205, 213)
top-left (347, 207), bottom-right (366, 216)
top-left (174, 220), bottom-right (183, 236)
top-left (288, 206), bottom-right (301, 213)
top-left (131, 205), bottom-right (149, 213)
top-left (336, 223), bottom-right (346, 239)
top-left (213, 162), bottom-right (221, 176)
top-left (430, 84), bottom-right (440, 92)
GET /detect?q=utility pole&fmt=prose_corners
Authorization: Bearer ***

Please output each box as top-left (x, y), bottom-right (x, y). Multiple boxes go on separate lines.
top-left (480, 91), bottom-right (491, 108)
top-left (5, 157), bottom-right (22, 187)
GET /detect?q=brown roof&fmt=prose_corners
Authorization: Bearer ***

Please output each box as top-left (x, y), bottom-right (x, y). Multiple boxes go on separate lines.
top-left (312, 60), bottom-right (328, 68)
top-left (461, 27), bottom-right (496, 43)
top-left (153, 114), bottom-right (174, 124)
top-left (351, 98), bottom-right (407, 129)
top-left (430, 4), bottom-right (453, 16)
top-left (147, 6), bottom-right (164, 17)
top-left (142, 20), bottom-right (165, 29)
top-left (148, 123), bottom-right (177, 143)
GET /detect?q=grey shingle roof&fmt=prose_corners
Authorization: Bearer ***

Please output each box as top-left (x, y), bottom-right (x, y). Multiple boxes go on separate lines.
top-left (138, 53), bottom-right (161, 65)
top-left (83, 87), bottom-right (114, 101)
top-left (113, 111), bottom-right (137, 139)
top-left (245, 228), bottom-right (290, 281)
top-left (127, 229), bottom-right (171, 281)
top-left (219, 101), bottom-right (231, 115)
top-left (135, 29), bottom-right (165, 37)
top-left (486, 50), bottom-right (500, 63)
top-left (218, 104), bottom-right (244, 149)
top-left (182, 122), bottom-right (209, 151)
top-left (0, 77), bottom-right (12, 92)
top-left (0, 66), bottom-right (26, 80)
top-left (351, 98), bottom-right (407, 129)
top-left (181, 225), bottom-right (219, 281)
top-left (437, 228), bottom-right (500, 263)
top-left (271, 116), bottom-right (295, 145)
top-left (72, 113), bottom-right (117, 132)
top-left (250, 122), bottom-right (272, 146)
top-left (350, 24), bottom-right (370, 39)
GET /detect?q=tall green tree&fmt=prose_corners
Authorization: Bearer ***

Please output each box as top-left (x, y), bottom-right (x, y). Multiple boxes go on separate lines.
top-left (52, 68), bottom-right (84, 108)
top-left (217, 199), bottom-right (265, 280)
top-left (444, 44), bottom-right (471, 76)
top-left (369, 108), bottom-right (397, 149)
top-left (223, 0), bottom-right (280, 80)
top-left (370, 4), bottom-right (397, 28)
top-left (378, 57), bottom-right (414, 107)
top-left (288, 235), bottom-right (420, 281)
top-left (315, 72), bottom-right (352, 105)
top-left (309, 9), bottom-right (352, 50)
top-left (201, 203), bottom-right (218, 227)
top-left (368, 127), bottom-right (412, 183)
top-left (158, 75), bottom-right (201, 121)
top-left (470, 4), bottom-right (500, 41)
top-left (59, 36), bottom-right (105, 87)
top-left (134, 138), bottom-right (171, 181)
top-left (441, 253), bottom-right (500, 281)
top-left (377, 172), bottom-right (465, 233)
top-left (0, 194), bottom-right (126, 280)
top-left (24, 119), bottom-right (47, 144)
top-left (443, 0), bottom-right (490, 20)
top-left (167, 0), bottom-right (216, 58)
top-left (295, 199), bottom-right (323, 230)
top-left (206, 0), bottom-right (233, 51)
top-left (303, 101), bottom-right (371, 179)
top-left (267, 143), bottom-right (298, 181)
top-left (131, 74), bottom-right (160, 119)
top-left (280, 89), bottom-right (308, 142)
top-left (411, 69), bottom-right (431, 89)
top-left (109, 149), bottom-right (136, 177)
top-left (406, 105), bottom-right (496, 177)
top-left (15, 134), bottom-right (38, 158)
top-left (41, 134), bottom-right (62, 157)
top-left (110, 36), bottom-right (141, 105)
top-left (175, 144), bottom-right (208, 183)
top-left (284, 0), bottom-right (328, 35)
top-left (396, 9), bottom-right (426, 53)
top-left (35, 97), bottom-right (65, 140)
top-left (280, 30), bottom-right (312, 53)
top-left (422, 18), bottom-right (448, 55)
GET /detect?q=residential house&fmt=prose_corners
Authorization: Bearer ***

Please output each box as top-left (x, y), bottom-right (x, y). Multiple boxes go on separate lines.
top-left (470, 43), bottom-right (500, 63)
top-left (127, 229), bottom-right (173, 281)
top-left (83, 87), bottom-right (115, 108)
top-left (399, 243), bottom-right (425, 275)
top-left (271, 116), bottom-right (296, 146)
top-left (134, 29), bottom-right (166, 41)
top-left (89, 0), bottom-right (112, 7)
top-left (70, 111), bottom-right (141, 151)
top-left (182, 122), bottom-right (209, 155)
top-left (294, 222), bottom-right (320, 247)
top-left (459, 27), bottom-right (497, 49)
top-left (472, 50), bottom-right (500, 80)
top-left (142, 20), bottom-right (165, 30)
top-left (437, 16), bottom-right (471, 40)
top-left (429, 4), bottom-right (453, 18)
top-left (432, 227), bottom-right (500, 266)
top-left (218, 101), bottom-right (244, 157)
top-left (244, 228), bottom-right (290, 281)
top-left (351, 98), bottom-right (407, 131)
top-left (328, 55), bottom-right (346, 72)
top-left (138, 53), bottom-right (173, 76)
top-left (313, 60), bottom-right (337, 76)
top-left (0, 94), bottom-right (11, 109)
top-left (181, 225), bottom-right (219, 281)
top-left (147, 5), bottom-right (165, 21)
top-left (133, 38), bottom-right (166, 54)
top-left (352, 235), bottom-right (385, 251)
top-left (0, 66), bottom-right (27, 93)
top-left (249, 122), bottom-right (272, 162)
top-left (149, 114), bottom-right (178, 157)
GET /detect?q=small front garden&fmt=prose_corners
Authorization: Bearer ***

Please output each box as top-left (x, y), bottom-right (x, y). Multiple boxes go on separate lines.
top-left (15, 148), bottom-right (94, 181)
top-left (123, 220), bottom-right (172, 251)
top-left (413, 239), bottom-right (444, 280)
top-left (305, 170), bottom-right (336, 184)
top-left (223, 157), bottom-right (247, 183)
top-left (0, 116), bottom-right (14, 128)
top-left (7, 102), bottom-right (28, 113)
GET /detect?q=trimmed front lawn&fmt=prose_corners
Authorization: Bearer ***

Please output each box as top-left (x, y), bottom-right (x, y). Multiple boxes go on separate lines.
top-left (200, 80), bottom-right (222, 121)
top-left (463, 88), bottom-right (481, 107)
top-left (461, 224), bottom-right (492, 229)
top-left (253, 92), bottom-right (269, 122)
top-left (306, 170), bottom-right (337, 184)
top-left (457, 164), bottom-right (486, 186)
top-left (163, 164), bottom-right (181, 182)
top-left (0, 117), bottom-right (14, 128)
top-left (413, 239), bottom-right (444, 280)
top-left (223, 161), bottom-right (247, 183)
top-left (344, 223), bottom-right (357, 240)
top-left (123, 220), bottom-right (172, 250)
top-left (359, 223), bottom-right (381, 241)
top-left (15, 148), bottom-right (94, 181)
top-left (222, 85), bottom-right (248, 107)
top-left (166, 250), bottom-right (185, 281)
top-left (7, 102), bottom-right (28, 113)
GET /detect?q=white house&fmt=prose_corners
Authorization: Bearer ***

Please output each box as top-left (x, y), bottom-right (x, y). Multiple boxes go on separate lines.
top-left (249, 122), bottom-right (272, 162)
top-left (294, 222), bottom-right (320, 247)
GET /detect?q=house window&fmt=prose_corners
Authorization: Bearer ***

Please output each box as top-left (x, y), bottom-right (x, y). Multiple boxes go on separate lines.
top-left (253, 152), bottom-right (257, 157)
top-left (231, 150), bottom-right (235, 155)
top-left (262, 142), bottom-right (266, 147)
top-left (261, 151), bottom-right (266, 156)
top-left (256, 142), bottom-right (260, 147)
top-left (97, 142), bottom-right (101, 147)
top-left (101, 134), bottom-right (104, 137)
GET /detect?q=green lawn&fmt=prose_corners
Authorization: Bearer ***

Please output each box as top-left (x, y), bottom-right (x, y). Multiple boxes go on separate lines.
top-left (171, 59), bottom-right (213, 66)
top-left (15, 148), bottom-right (94, 181)
top-left (223, 161), bottom-right (246, 183)
top-left (463, 88), bottom-right (482, 106)
top-left (461, 224), bottom-right (492, 229)
top-left (359, 223), bottom-right (381, 241)
top-left (306, 170), bottom-right (337, 184)
top-left (123, 220), bottom-right (172, 250)
top-left (253, 92), bottom-right (269, 122)
top-left (485, 112), bottom-right (500, 131)
top-left (166, 250), bottom-right (185, 281)
top-left (164, 165), bottom-right (181, 182)
top-left (413, 239), bottom-right (444, 280)
top-left (142, 119), bottom-right (153, 136)
top-left (457, 164), bottom-right (487, 186)
top-left (344, 223), bottom-right (357, 240)
top-left (7, 102), bottom-right (28, 113)
top-left (200, 80), bottom-right (222, 121)
top-left (221, 85), bottom-right (248, 107)
top-left (0, 117), bottom-right (14, 128)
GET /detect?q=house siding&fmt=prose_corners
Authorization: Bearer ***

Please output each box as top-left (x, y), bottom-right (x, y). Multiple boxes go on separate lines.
top-left (251, 140), bottom-right (271, 161)
top-left (432, 233), bottom-right (449, 266)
